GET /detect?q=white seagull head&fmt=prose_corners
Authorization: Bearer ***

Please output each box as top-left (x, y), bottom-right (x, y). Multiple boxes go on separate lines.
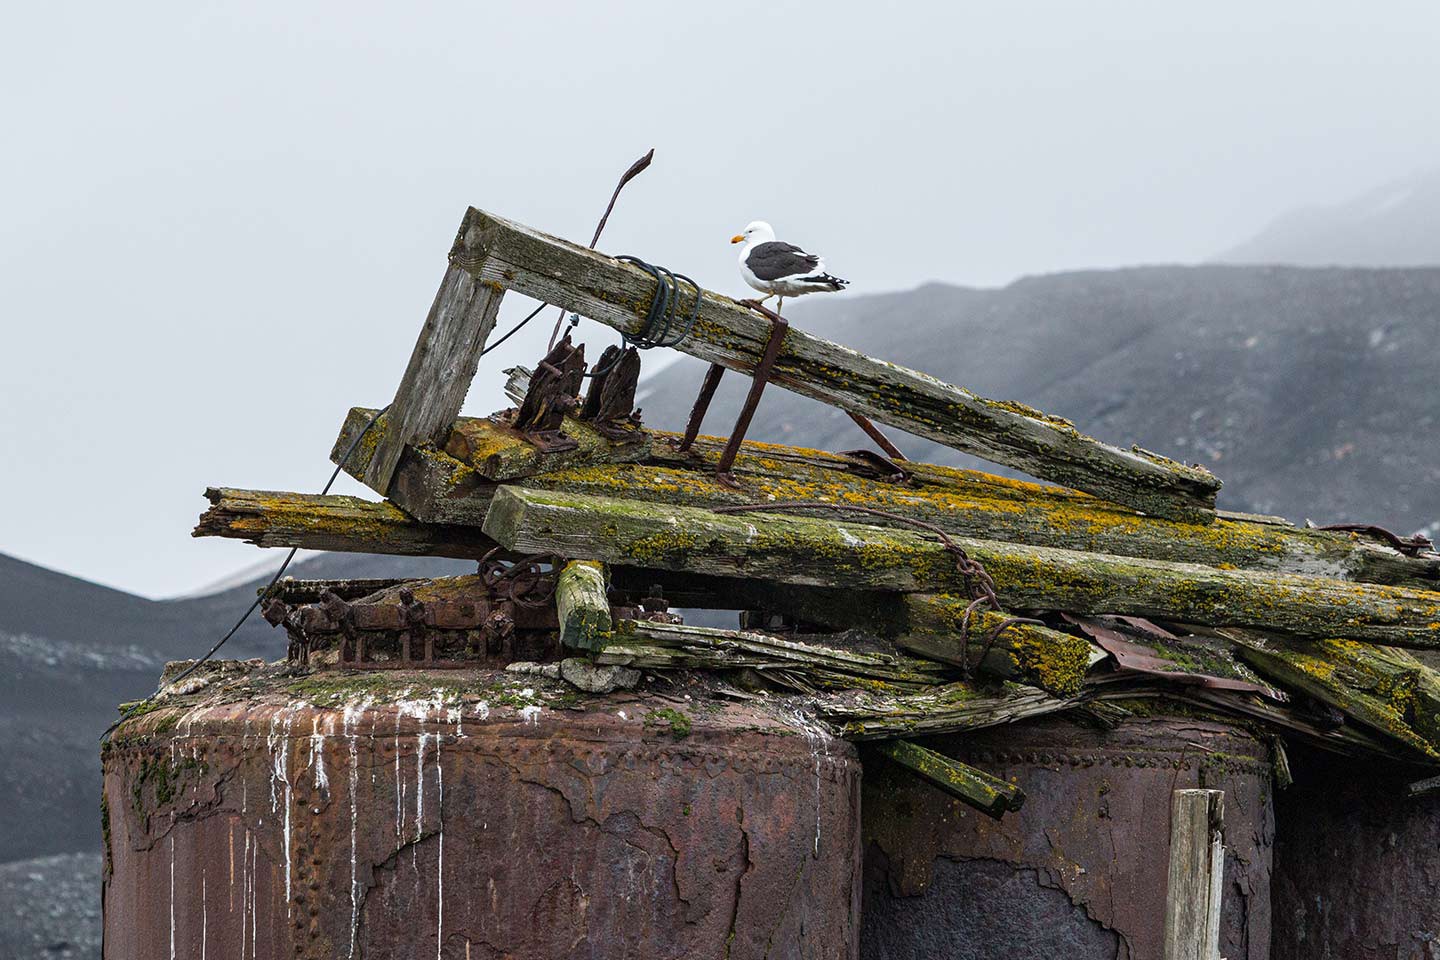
top-left (730, 221), bottom-right (776, 246)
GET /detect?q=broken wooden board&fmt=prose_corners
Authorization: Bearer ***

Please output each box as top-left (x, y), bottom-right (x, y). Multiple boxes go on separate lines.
top-left (870, 739), bottom-right (1025, 819)
top-left (816, 681), bottom-right (1075, 740)
top-left (556, 560), bottom-right (611, 651)
top-left (1222, 630), bottom-right (1440, 760)
top-left (194, 488), bottom-right (500, 560)
top-left (448, 207), bottom-right (1222, 521)
top-left (481, 486), bottom-right (1440, 647)
top-left (332, 407), bottom-right (1440, 590)
top-left (364, 261), bottom-right (505, 492)
top-left (899, 596), bottom-right (1102, 697)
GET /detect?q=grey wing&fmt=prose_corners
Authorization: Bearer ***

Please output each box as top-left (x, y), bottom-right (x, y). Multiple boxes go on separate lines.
top-left (746, 242), bottom-right (821, 281)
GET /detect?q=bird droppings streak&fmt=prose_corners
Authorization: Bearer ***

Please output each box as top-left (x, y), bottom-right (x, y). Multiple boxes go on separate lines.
top-left (786, 708), bottom-right (832, 857)
top-left (520, 704), bottom-right (543, 725)
top-left (437, 737), bottom-right (445, 959)
top-left (342, 696), bottom-right (375, 960)
top-left (201, 871), bottom-right (207, 960)
top-left (310, 715), bottom-right (331, 794)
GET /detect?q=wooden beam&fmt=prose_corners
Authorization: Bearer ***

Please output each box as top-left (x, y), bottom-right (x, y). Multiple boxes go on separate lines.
top-left (898, 595), bottom-right (1102, 697)
top-left (870, 739), bottom-right (1025, 819)
top-left (597, 618), bottom-right (948, 690)
top-left (555, 560), bottom-right (611, 651)
top-left (363, 258), bottom-right (505, 493)
top-left (193, 487), bottom-right (499, 559)
top-left (1163, 789), bottom-right (1225, 960)
top-left (481, 486), bottom-right (1440, 647)
top-left (1223, 630), bottom-right (1440, 760)
top-left (449, 207), bottom-right (1222, 522)
top-left (334, 407), bottom-right (1440, 590)
top-left (815, 681), bottom-right (1075, 740)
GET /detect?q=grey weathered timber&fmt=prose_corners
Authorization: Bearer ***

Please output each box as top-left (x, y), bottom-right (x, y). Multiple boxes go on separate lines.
top-left (899, 595), bottom-right (1103, 697)
top-left (815, 681), bottom-right (1074, 740)
top-left (193, 487), bottom-right (500, 559)
top-left (871, 739), bottom-right (1025, 819)
top-left (333, 407), bottom-right (1440, 589)
top-left (363, 260), bottom-right (505, 493)
top-left (555, 560), bottom-right (611, 651)
top-left (1163, 789), bottom-right (1225, 960)
top-left (481, 486), bottom-right (1440, 647)
top-left (448, 207), bottom-right (1222, 521)
top-left (597, 619), bottom-right (948, 689)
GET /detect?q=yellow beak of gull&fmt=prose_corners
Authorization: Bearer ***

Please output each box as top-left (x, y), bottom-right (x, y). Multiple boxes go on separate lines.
top-left (730, 235), bottom-right (745, 244)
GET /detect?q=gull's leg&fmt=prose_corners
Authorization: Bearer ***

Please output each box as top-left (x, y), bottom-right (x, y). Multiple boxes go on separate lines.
top-left (776, 296), bottom-right (784, 316)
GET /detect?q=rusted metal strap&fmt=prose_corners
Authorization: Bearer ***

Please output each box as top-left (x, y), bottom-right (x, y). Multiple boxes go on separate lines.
top-left (715, 308), bottom-right (790, 483)
top-left (847, 411), bottom-right (907, 461)
top-left (676, 363), bottom-right (727, 453)
top-left (1317, 523), bottom-right (1435, 557)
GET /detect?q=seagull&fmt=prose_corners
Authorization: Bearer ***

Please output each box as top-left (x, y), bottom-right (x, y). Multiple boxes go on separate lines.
top-left (731, 221), bottom-right (848, 313)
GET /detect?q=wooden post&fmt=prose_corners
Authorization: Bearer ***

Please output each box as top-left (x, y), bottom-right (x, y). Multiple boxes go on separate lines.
top-left (1163, 789), bottom-right (1225, 960)
top-left (555, 560), bottom-right (612, 651)
top-left (449, 207), bottom-right (1222, 522)
top-left (362, 257), bottom-right (505, 494)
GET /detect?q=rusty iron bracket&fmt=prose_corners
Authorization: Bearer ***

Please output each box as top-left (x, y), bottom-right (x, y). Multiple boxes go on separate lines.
top-left (1316, 522), bottom-right (1435, 556)
top-left (673, 301), bottom-right (786, 469)
top-left (512, 334), bottom-right (586, 452)
top-left (579, 344), bottom-right (644, 439)
top-left (839, 448), bottom-right (911, 484)
top-left (846, 411), bottom-right (908, 462)
top-left (675, 362), bottom-right (727, 453)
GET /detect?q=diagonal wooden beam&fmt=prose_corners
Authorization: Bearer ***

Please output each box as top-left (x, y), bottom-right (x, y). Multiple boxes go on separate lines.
top-left (451, 207), bottom-right (1222, 521)
top-left (363, 256), bottom-right (506, 494)
top-left (480, 486), bottom-right (1440, 648)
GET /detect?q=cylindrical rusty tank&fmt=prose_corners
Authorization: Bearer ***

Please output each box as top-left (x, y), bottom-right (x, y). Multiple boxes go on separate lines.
top-left (860, 713), bottom-right (1274, 960)
top-left (1271, 746), bottom-right (1440, 960)
top-left (102, 666), bottom-right (861, 959)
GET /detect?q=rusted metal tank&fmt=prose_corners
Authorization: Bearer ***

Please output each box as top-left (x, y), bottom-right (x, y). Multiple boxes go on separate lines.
top-left (1271, 746), bottom-right (1440, 960)
top-left (860, 712), bottom-right (1274, 960)
top-left (102, 667), bottom-right (861, 959)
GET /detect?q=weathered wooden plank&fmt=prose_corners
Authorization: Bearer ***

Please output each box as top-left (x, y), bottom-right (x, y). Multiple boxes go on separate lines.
top-left (334, 407), bottom-right (1440, 590)
top-left (193, 487), bottom-right (499, 559)
top-left (363, 259), bottom-right (505, 493)
top-left (1163, 789), bottom-right (1225, 960)
top-left (815, 681), bottom-right (1075, 740)
top-left (1222, 630), bottom-right (1440, 759)
top-left (449, 207), bottom-right (1221, 521)
top-left (598, 619), bottom-right (948, 689)
top-left (481, 486), bottom-right (1440, 647)
top-left (555, 560), bottom-right (611, 651)
top-left (871, 739), bottom-right (1025, 819)
top-left (899, 596), bottom-right (1101, 697)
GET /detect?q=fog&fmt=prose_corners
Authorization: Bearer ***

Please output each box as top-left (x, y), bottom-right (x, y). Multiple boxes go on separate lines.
top-left (4, 1), bottom-right (1439, 596)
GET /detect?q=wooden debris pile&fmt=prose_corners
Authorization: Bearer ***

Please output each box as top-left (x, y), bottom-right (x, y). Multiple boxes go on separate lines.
top-left (193, 205), bottom-right (1440, 815)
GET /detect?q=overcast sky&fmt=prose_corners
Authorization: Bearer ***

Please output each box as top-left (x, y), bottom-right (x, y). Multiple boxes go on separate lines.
top-left (4, 1), bottom-right (1440, 598)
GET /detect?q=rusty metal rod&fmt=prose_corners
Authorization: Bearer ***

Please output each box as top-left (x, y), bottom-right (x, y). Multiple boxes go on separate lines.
top-left (715, 312), bottom-right (789, 480)
top-left (847, 411), bottom-right (908, 461)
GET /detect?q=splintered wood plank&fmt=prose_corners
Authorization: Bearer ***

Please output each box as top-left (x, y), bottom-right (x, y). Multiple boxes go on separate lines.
top-left (871, 739), bottom-right (1025, 819)
top-left (363, 260), bottom-right (505, 494)
top-left (1163, 789), bottom-right (1225, 960)
top-left (480, 486), bottom-right (1440, 647)
top-left (451, 207), bottom-right (1222, 521)
top-left (555, 560), bottom-right (611, 651)
top-left (193, 488), bottom-right (500, 559)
